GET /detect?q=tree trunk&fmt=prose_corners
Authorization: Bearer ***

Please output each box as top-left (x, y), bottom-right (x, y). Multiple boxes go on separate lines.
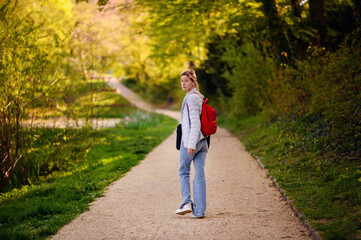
top-left (309, 0), bottom-right (328, 47)
top-left (290, 0), bottom-right (302, 18)
top-left (260, 0), bottom-right (296, 66)
top-left (0, 42), bottom-right (3, 71)
top-left (0, 102), bottom-right (23, 191)
top-left (188, 51), bottom-right (196, 69)
top-left (288, 0), bottom-right (309, 59)
top-left (351, 0), bottom-right (361, 24)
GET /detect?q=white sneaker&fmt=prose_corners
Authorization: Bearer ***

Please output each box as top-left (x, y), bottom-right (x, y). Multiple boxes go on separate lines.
top-left (175, 203), bottom-right (192, 215)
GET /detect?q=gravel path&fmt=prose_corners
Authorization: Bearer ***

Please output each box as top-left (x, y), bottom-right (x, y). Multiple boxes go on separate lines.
top-left (52, 78), bottom-right (311, 240)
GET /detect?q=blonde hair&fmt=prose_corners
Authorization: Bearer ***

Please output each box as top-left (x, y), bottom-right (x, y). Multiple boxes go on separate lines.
top-left (181, 70), bottom-right (204, 98)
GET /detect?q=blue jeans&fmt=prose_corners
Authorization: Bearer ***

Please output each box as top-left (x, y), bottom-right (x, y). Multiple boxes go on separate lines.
top-left (179, 139), bottom-right (208, 217)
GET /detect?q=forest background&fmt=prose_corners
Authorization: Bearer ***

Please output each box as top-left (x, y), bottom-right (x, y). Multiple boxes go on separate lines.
top-left (0, 0), bottom-right (360, 239)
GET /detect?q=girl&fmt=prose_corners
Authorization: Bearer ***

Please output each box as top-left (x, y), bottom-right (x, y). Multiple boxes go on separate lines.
top-left (175, 70), bottom-right (208, 218)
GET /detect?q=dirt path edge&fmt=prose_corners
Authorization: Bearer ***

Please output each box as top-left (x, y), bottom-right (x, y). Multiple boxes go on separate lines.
top-left (255, 156), bottom-right (321, 240)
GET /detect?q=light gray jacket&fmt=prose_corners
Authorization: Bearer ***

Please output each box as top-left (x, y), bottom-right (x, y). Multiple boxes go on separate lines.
top-left (181, 88), bottom-right (204, 149)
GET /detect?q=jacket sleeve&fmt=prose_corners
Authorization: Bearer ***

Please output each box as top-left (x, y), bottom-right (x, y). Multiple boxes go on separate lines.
top-left (187, 94), bottom-right (202, 149)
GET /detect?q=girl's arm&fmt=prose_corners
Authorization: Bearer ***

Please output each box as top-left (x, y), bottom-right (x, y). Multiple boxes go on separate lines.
top-left (187, 94), bottom-right (202, 150)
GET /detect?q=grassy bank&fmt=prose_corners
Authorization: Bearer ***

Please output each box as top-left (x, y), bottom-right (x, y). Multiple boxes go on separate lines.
top-left (6, 80), bottom-right (139, 191)
top-left (0, 79), bottom-right (178, 239)
top-left (0, 111), bottom-right (177, 240)
top-left (30, 79), bottom-right (135, 119)
top-left (219, 113), bottom-right (361, 240)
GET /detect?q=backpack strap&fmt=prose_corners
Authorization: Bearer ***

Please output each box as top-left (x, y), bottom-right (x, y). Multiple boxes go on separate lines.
top-left (186, 103), bottom-right (191, 128)
top-left (193, 92), bottom-right (201, 98)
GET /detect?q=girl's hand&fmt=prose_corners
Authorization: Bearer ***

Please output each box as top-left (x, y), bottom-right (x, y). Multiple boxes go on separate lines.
top-left (188, 148), bottom-right (195, 154)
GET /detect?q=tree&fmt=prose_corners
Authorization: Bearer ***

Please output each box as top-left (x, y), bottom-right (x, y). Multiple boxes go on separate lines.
top-left (309, 0), bottom-right (328, 47)
top-left (0, 0), bottom-right (74, 190)
top-left (258, 0), bottom-right (296, 66)
top-left (351, 0), bottom-right (361, 23)
top-left (290, 0), bottom-right (302, 18)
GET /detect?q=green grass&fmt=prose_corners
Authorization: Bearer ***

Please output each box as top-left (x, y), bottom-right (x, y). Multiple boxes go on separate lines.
top-left (0, 79), bottom-right (178, 239)
top-left (219, 113), bottom-right (361, 240)
top-left (30, 79), bottom-right (133, 119)
top-left (0, 111), bottom-right (177, 240)
top-left (73, 84), bottom-right (135, 118)
top-left (7, 80), bottom-right (138, 190)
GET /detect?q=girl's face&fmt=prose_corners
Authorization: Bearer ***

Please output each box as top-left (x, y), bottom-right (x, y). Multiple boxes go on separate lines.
top-left (181, 75), bottom-right (195, 92)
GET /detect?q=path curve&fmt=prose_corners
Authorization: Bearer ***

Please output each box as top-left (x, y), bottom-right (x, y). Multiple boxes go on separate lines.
top-left (53, 77), bottom-right (311, 240)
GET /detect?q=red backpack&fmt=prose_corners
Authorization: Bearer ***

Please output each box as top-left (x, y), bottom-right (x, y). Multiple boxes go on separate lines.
top-left (187, 93), bottom-right (217, 136)
top-left (200, 98), bottom-right (217, 136)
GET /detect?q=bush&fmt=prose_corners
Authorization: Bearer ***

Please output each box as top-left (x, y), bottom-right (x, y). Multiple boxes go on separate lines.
top-left (220, 41), bottom-right (275, 117)
top-left (271, 34), bottom-right (361, 158)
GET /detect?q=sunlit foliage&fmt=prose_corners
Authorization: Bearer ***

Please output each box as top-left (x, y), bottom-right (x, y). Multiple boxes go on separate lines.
top-left (1, 0), bottom-right (360, 238)
top-left (0, 0), bottom-right (75, 190)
